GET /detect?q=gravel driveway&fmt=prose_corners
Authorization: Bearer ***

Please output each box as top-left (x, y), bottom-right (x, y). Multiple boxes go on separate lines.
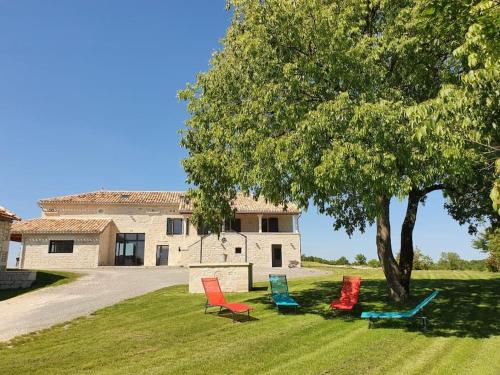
top-left (0, 266), bottom-right (327, 342)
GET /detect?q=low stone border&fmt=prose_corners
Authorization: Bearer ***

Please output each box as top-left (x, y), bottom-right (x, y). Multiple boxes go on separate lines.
top-left (0, 271), bottom-right (37, 290)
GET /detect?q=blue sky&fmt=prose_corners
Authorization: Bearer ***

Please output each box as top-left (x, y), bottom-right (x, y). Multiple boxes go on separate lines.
top-left (0, 1), bottom-right (483, 266)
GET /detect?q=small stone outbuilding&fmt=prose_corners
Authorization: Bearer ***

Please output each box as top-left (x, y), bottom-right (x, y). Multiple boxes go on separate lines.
top-left (0, 206), bottom-right (36, 289)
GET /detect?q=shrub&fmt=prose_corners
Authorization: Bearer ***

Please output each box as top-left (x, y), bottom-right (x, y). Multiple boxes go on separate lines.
top-left (354, 254), bottom-right (367, 265)
top-left (334, 256), bottom-right (350, 265)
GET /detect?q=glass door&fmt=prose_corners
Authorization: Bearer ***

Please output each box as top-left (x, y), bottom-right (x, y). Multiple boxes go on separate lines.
top-left (156, 245), bottom-right (169, 266)
top-left (115, 233), bottom-right (145, 266)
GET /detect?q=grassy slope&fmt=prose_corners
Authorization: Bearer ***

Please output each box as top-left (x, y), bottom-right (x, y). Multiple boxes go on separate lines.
top-left (0, 270), bottom-right (79, 301)
top-left (0, 269), bottom-right (498, 375)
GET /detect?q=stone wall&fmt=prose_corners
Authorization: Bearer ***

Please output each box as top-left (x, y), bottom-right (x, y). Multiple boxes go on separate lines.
top-left (21, 233), bottom-right (101, 269)
top-left (189, 263), bottom-right (253, 293)
top-left (40, 203), bottom-right (202, 266)
top-left (34, 203), bottom-right (301, 268)
top-left (185, 232), bottom-right (301, 268)
top-left (0, 219), bottom-right (12, 271)
top-left (246, 233), bottom-right (301, 268)
top-left (98, 222), bottom-right (117, 266)
top-left (0, 271), bottom-right (36, 290)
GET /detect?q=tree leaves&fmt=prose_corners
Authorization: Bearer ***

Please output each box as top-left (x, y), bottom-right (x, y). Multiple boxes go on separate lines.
top-left (179, 0), bottom-right (497, 234)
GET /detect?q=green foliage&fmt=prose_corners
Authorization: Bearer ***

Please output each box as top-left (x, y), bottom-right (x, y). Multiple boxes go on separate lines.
top-left (409, 0), bottom-right (499, 233)
top-left (367, 259), bottom-right (381, 268)
top-left (354, 253), bottom-right (367, 265)
top-left (413, 247), bottom-right (435, 270)
top-left (435, 252), bottom-right (486, 271)
top-left (396, 248), bottom-right (486, 271)
top-left (180, 0), bottom-right (496, 237)
top-left (492, 160), bottom-right (500, 215)
top-left (301, 255), bottom-right (335, 266)
top-left (473, 227), bottom-right (500, 272)
top-left (301, 254), bottom-right (351, 266)
top-left (437, 252), bottom-right (465, 270)
top-left (334, 256), bottom-right (351, 266)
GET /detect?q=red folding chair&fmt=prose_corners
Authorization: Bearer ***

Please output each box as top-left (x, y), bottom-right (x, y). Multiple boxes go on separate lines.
top-left (330, 276), bottom-right (361, 311)
top-left (201, 277), bottom-right (254, 322)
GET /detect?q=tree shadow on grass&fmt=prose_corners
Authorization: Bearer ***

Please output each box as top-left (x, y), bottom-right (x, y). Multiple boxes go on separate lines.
top-left (247, 277), bottom-right (500, 338)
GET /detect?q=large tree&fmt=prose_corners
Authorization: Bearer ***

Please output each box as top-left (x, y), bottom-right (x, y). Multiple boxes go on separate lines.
top-left (179, 0), bottom-right (499, 301)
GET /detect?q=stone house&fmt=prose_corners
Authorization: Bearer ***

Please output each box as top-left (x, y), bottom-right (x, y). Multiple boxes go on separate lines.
top-left (0, 206), bottom-right (21, 271)
top-left (1, 206), bottom-right (36, 289)
top-left (11, 191), bottom-right (302, 269)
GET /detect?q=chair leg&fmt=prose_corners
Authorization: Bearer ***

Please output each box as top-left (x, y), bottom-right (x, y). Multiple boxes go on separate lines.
top-left (232, 311), bottom-right (236, 323)
top-left (204, 301), bottom-right (208, 314)
top-left (420, 316), bottom-right (428, 331)
top-left (218, 306), bottom-right (222, 315)
top-left (247, 310), bottom-right (250, 321)
top-left (368, 318), bottom-right (373, 329)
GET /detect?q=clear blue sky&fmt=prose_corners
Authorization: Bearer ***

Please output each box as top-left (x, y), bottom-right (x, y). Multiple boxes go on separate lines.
top-left (0, 1), bottom-right (483, 266)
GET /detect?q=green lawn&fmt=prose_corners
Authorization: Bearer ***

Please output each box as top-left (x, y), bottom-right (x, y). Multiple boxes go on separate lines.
top-left (0, 270), bottom-right (79, 301)
top-left (1, 269), bottom-right (499, 375)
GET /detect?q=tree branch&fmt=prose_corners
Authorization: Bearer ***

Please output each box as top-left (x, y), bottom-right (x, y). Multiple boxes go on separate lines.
top-left (415, 184), bottom-right (446, 201)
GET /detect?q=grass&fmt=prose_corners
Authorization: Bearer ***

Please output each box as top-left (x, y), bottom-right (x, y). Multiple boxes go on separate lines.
top-left (0, 270), bottom-right (79, 301)
top-left (0, 269), bottom-right (499, 375)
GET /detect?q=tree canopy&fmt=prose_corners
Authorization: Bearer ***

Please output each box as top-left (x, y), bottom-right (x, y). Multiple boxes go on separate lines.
top-left (180, 0), bottom-right (499, 300)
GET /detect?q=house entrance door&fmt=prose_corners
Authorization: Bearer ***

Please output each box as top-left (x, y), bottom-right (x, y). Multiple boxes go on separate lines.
top-left (156, 245), bottom-right (169, 266)
top-left (272, 245), bottom-right (282, 267)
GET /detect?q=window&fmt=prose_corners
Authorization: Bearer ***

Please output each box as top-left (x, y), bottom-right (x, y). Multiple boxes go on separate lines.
top-left (167, 218), bottom-right (183, 235)
top-left (262, 217), bottom-right (279, 232)
top-left (49, 240), bottom-right (74, 253)
top-left (115, 233), bottom-right (145, 266)
top-left (235, 247), bottom-right (242, 254)
top-left (224, 218), bottom-right (241, 232)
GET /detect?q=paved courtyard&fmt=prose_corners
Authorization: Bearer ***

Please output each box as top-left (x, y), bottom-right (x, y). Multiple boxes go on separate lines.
top-left (0, 266), bottom-right (327, 341)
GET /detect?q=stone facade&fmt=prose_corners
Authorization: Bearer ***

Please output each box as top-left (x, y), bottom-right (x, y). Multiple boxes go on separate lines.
top-left (16, 195), bottom-right (302, 269)
top-left (0, 207), bottom-right (36, 289)
top-left (20, 233), bottom-right (102, 269)
top-left (189, 263), bottom-right (253, 293)
top-left (0, 220), bottom-right (10, 271)
top-left (0, 271), bottom-right (37, 290)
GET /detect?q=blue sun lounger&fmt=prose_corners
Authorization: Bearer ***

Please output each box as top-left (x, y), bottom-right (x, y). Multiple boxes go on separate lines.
top-left (361, 290), bottom-right (439, 330)
top-left (269, 274), bottom-right (299, 312)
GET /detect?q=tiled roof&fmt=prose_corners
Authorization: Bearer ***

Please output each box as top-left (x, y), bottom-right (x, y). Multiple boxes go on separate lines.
top-left (179, 193), bottom-right (300, 214)
top-left (11, 218), bottom-right (113, 234)
top-left (0, 206), bottom-right (21, 221)
top-left (39, 190), bottom-right (300, 214)
top-left (39, 191), bottom-right (184, 206)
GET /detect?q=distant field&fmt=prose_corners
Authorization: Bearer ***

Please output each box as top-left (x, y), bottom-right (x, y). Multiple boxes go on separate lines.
top-left (1, 269), bottom-right (498, 375)
top-left (302, 260), bottom-right (377, 269)
top-left (0, 270), bottom-right (79, 301)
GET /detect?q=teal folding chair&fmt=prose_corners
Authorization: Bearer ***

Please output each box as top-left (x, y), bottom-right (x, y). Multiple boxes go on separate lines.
top-left (269, 274), bottom-right (299, 312)
top-left (361, 290), bottom-right (439, 330)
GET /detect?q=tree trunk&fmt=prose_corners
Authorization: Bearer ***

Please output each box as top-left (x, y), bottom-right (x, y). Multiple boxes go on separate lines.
top-left (376, 195), bottom-right (408, 302)
top-left (399, 189), bottom-right (420, 296)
